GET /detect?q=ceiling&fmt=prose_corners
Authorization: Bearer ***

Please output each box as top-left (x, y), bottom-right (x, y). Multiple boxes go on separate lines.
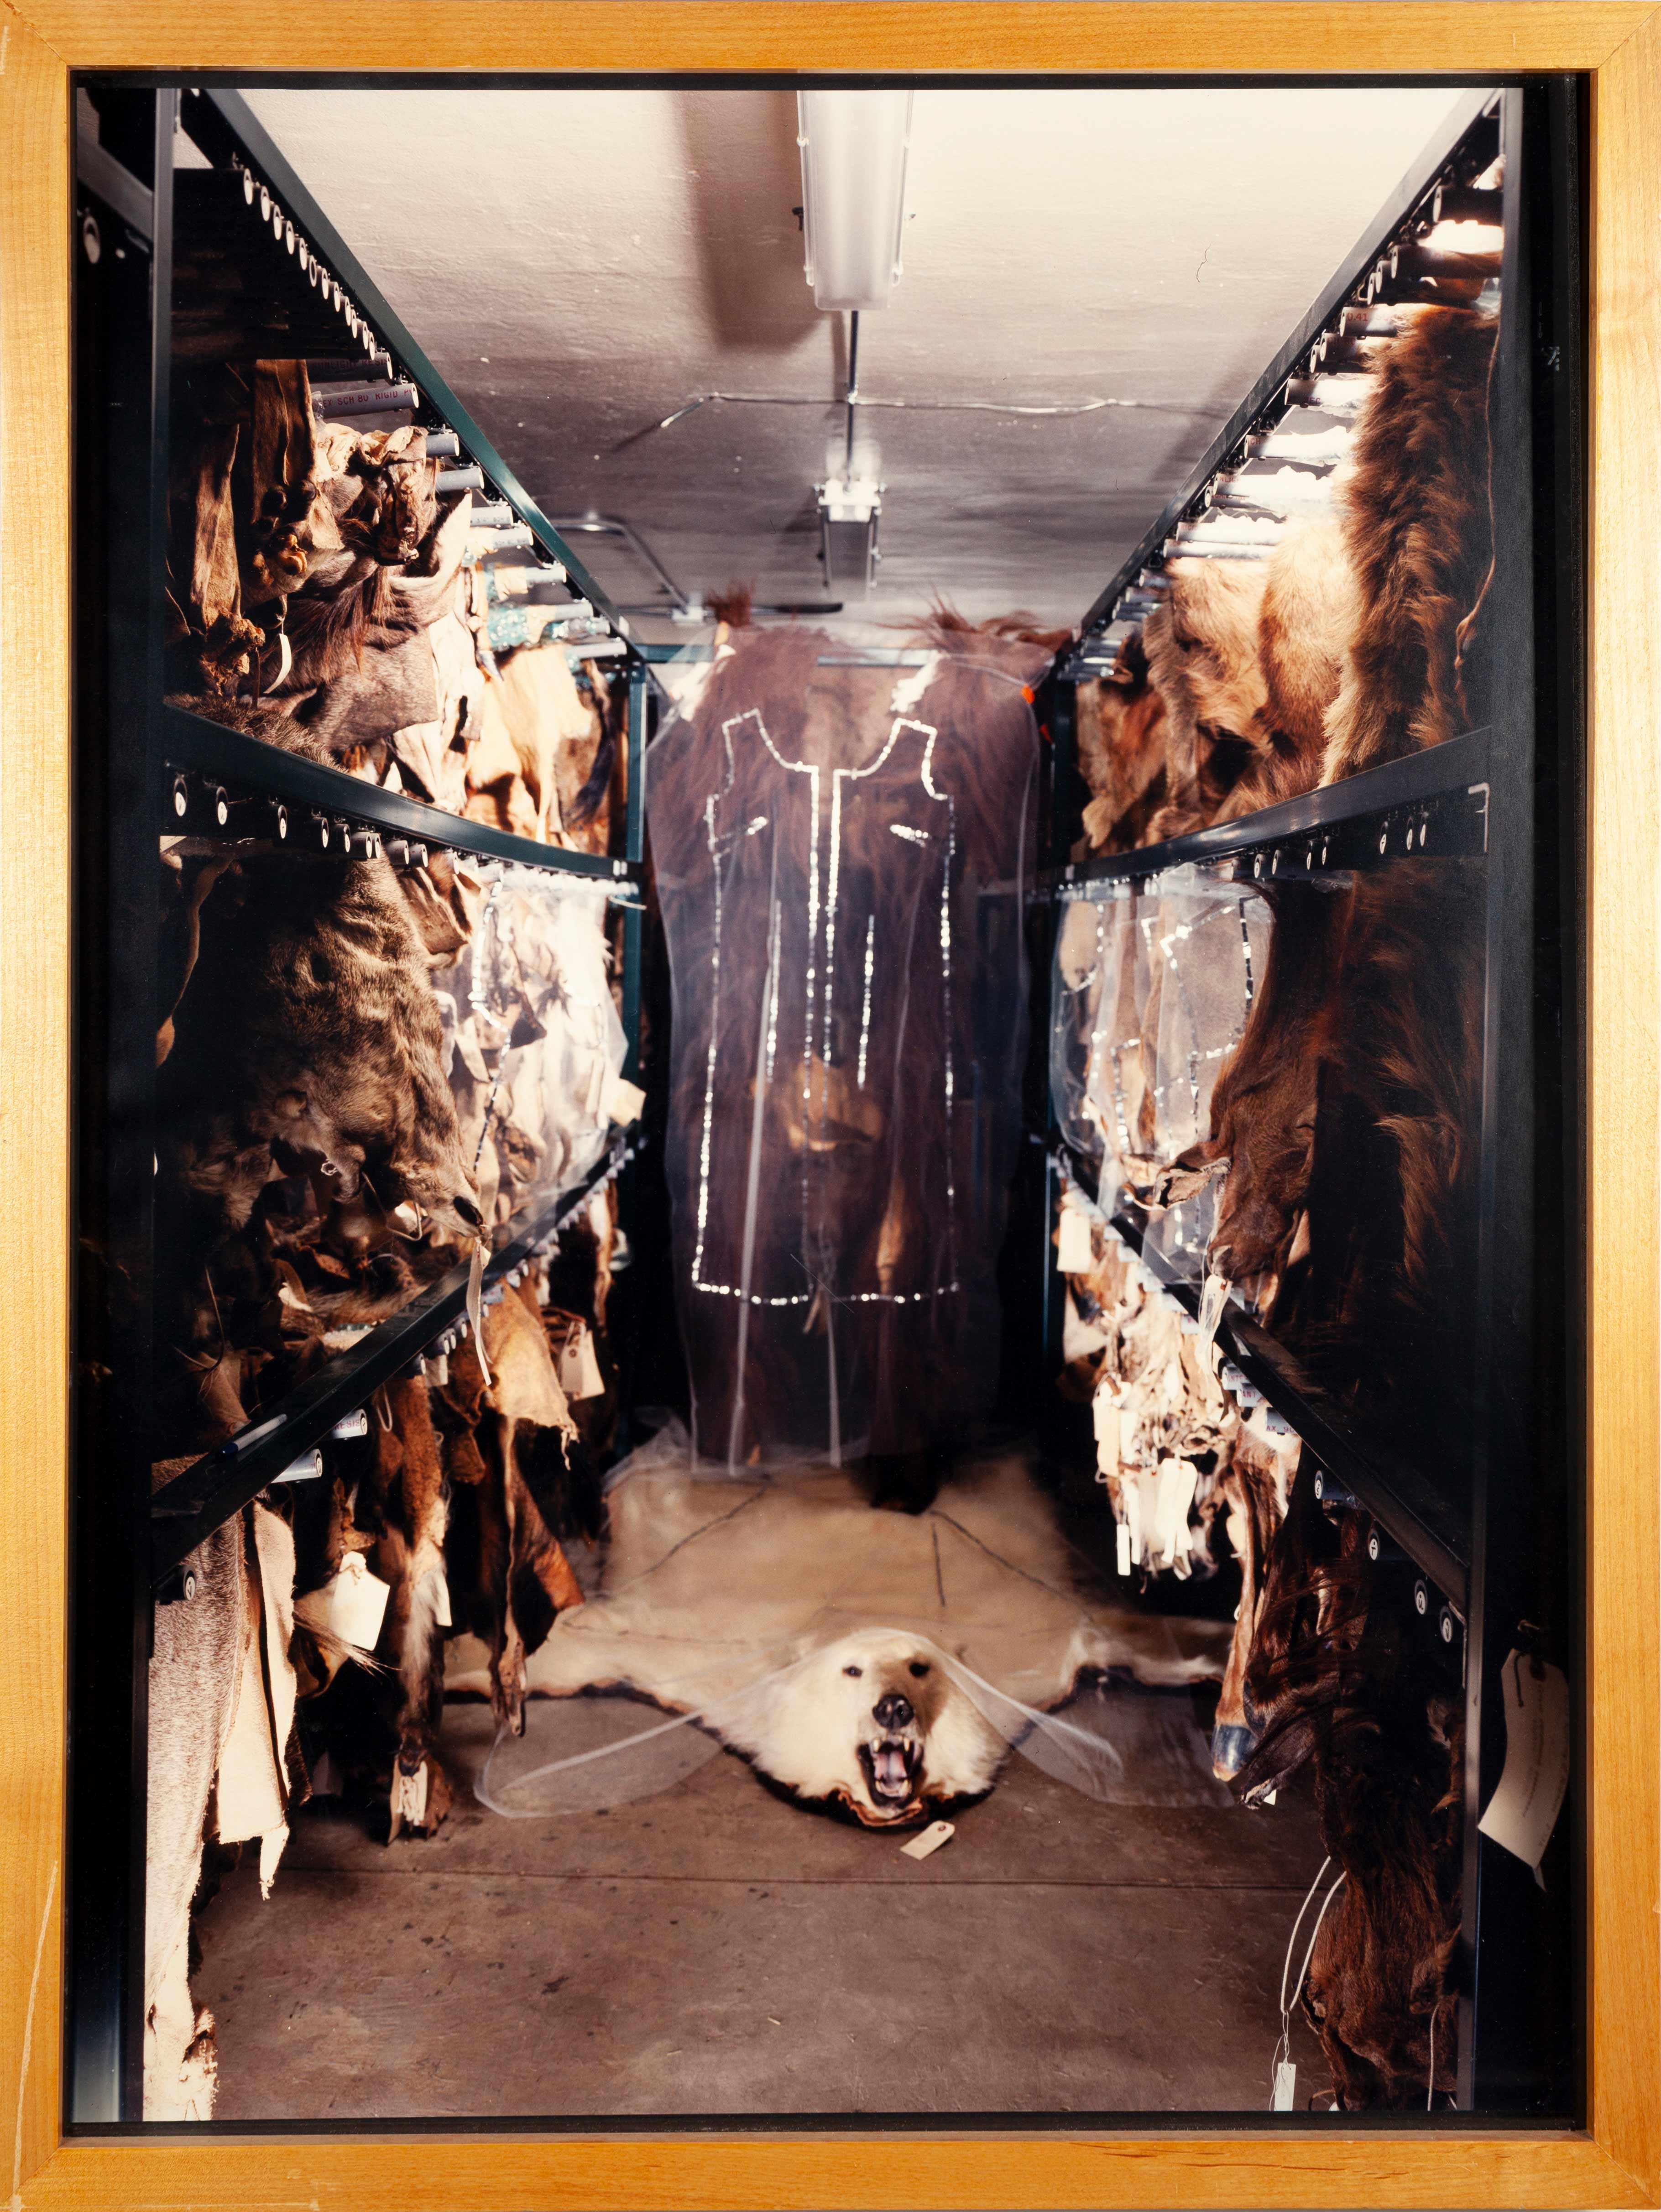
top-left (239, 84), bottom-right (1473, 637)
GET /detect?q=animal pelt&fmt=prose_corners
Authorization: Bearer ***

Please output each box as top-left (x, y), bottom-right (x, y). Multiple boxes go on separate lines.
top-left (1075, 631), bottom-right (1170, 854)
top-left (535, 1192), bottom-right (622, 1486)
top-left (165, 415), bottom-right (264, 697)
top-left (437, 1297), bottom-right (580, 1738)
top-left (707, 580), bottom-right (754, 628)
top-left (1302, 1693), bottom-right (1464, 2109)
top-left (648, 624), bottom-right (1045, 1464)
top-left (155, 711), bottom-right (481, 1448)
top-left (1160, 859), bottom-right (1483, 1447)
top-left (360, 1377), bottom-right (454, 1833)
top-left (243, 359), bottom-right (323, 609)
top-left (1210, 1423), bottom-right (1298, 1779)
top-left (565, 661), bottom-right (622, 837)
top-left (1234, 1472), bottom-right (1463, 2107)
top-left (909, 601), bottom-right (1072, 653)
top-left (145, 1503), bottom-right (299, 2121)
top-left (157, 701), bottom-right (480, 1243)
top-left (484, 643), bottom-right (597, 844)
top-left (722, 1628), bottom-right (1007, 1823)
top-left (448, 1443), bottom-right (1233, 1822)
top-left (314, 419), bottom-right (439, 571)
top-left (1320, 307), bottom-right (1497, 782)
top-left (1141, 560), bottom-right (1269, 841)
top-left (1273, 861), bottom-right (1485, 1457)
top-left (1213, 519), bottom-right (1358, 822)
top-left (1157, 878), bottom-right (1351, 1312)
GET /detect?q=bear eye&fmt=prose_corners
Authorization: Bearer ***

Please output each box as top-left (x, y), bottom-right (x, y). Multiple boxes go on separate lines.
top-left (843, 1664), bottom-right (862, 1679)
top-left (909, 1661), bottom-right (931, 1678)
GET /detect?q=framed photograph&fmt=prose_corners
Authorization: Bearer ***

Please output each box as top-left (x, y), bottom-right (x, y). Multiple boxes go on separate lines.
top-left (1, 5), bottom-right (1656, 2206)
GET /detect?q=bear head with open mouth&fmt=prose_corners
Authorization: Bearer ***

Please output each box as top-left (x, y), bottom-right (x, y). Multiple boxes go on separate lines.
top-left (721, 1627), bottom-right (1007, 1825)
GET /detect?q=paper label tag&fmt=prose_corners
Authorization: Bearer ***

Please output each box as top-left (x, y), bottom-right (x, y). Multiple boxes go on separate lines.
top-left (1062, 1292), bottom-right (1108, 1366)
top-left (1116, 1520), bottom-right (1133, 1578)
top-left (601, 1070), bottom-right (647, 1126)
top-left (900, 1819), bottom-right (955, 1861)
top-left (1478, 1649), bottom-right (1570, 1876)
top-left (1091, 1383), bottom-right (1117, 1443)
top-left (1123, 1475), bottom-right (1146, 1567)
top-left (390, 1760), bottom-right (428, 1838)
top-left (555, 1318), bottom-right (605, 1401)
top-left (1272, 2060), bottom-right (1296, 2111)
top-left (1093, 1395), bottom-right (1119, 1476)
top-left (1154, 1457), bottom-right (1200, 1564)
top-left (419, 1567), bottom-right (453, 1629)
top-left (1056, 1204), bottom-right (1095, 1276)
top-left (327, 1553), bottom-right (392, 1652)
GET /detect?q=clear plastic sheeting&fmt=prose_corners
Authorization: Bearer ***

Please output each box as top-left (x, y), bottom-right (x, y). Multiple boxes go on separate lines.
top-left (431, 864), bottom-right (625, 1232)
top-left (460, 1422), bottom-right (1233, 1820)
top-left (647, 626), bottom-right (1047, 1467)
top-left (1051, 867), bottom-right (1270, 1208)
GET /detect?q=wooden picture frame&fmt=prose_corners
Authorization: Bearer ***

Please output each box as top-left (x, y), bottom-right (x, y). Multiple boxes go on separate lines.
top-left (1, 5), bottom-right (1655, 2203)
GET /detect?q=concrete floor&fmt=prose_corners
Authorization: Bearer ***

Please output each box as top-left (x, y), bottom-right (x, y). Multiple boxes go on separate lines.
top-left (196, 1692), bottom-right (1333, 2121)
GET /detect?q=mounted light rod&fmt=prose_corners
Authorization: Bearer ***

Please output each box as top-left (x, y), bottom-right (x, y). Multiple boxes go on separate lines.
top-left (797, 90), bottom-right (913, 312)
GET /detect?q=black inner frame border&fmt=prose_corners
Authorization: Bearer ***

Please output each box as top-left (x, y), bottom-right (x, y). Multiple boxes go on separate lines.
top-left (63, 63), bottom-right (1589, 2139)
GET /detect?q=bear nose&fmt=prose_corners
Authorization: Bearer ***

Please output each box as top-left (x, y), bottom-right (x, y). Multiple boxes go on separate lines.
top-left (873, 1693), bottom-right (913, 1730)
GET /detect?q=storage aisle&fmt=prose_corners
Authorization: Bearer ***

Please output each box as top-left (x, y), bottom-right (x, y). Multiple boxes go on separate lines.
top-left (197, 1696), bottom-right (1329, 2118)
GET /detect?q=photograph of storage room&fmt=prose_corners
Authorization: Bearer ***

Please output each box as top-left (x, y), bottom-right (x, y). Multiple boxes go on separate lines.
top-left (75, 74), bottom-right (1577, 2127)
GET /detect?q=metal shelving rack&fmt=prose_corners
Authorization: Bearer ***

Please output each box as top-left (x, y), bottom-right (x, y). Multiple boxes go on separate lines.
top-left (1044, 84), bottom-right (1583, 2117)
top-left (69, 83), bottom-right (654, 2125)
top-left (66, 73), bottom-right (1582, 2134)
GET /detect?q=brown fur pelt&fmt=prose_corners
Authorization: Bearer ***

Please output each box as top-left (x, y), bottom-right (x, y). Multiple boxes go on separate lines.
top-left (159, 836), bottom-right (480, 1235)
top-left (1160, 860), bottom-right (1483, 1437)
top-left (1075, 632), bottom-right (1169, 854)
top-left (1274, 861), bottom-right (1485, 1458)
top-left (362, 1376), bottom-right (454, 1832)
top-left (1302, 1691), bottom-right (1463, 2109)
top-left (707, 580), bottom-right (754, 628)
top-left (1211, 1427), bottom-right (1297, 1778)
top-left (165, 414), bottom-right (266, 697)
top-left (910, 601), bottom-right (1072, 654)
top-left (649, 622), bottom-right (1046, 1462)
top-left (1140, 560), bottom-right (1269, 841)
top-left (1213, 520), bottom-right (1358, 822)
top-left (566, 662), bottom-right (621, 836)
top-left (1236, 1472), bottom-right (1463, 2108)
top-left (155, 702), bottom-right (481, 1452)
top-left (1320, 307), bottom-right (1497, 782)
top-left (435, 1298), bottom-right (581, 1736)
top-left (1158, 877), bottom-right (1352, 1310)
top-left (244, 359), bottom-right (321, 608)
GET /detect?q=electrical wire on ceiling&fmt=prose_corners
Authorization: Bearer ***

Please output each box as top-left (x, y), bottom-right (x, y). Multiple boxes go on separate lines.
top-left (649, 390), bottom-right (1199, 434)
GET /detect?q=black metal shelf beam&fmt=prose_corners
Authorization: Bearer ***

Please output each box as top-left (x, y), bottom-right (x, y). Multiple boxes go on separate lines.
top-left (1050, 727), bottom-right (1490, 891)
top-left (1065, 90), bottom-right (1498, 659)
top-left (162, 704), bottom-right (639, 891)
top-left (176, 88), bottom-right (636, 656)
top-left (1101, 1195), bottom-right (1469, 1609)
top-left (149, 1135), bottom-right (640, 1581)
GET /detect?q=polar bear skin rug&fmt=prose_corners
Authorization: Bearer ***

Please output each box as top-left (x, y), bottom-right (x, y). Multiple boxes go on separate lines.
top-left (447, 1434), bottom-right (1233, 1824)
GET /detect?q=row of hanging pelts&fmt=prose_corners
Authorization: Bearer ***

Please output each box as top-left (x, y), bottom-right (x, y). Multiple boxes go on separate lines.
top-left (1093, 117), bottom-right (1503, 636)
top-left (234, 154), bottom-right (380, 355)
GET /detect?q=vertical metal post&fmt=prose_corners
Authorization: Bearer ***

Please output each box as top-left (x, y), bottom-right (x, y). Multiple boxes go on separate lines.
top-left (609, 660), bottom-right (651, 1459)
top-left (1459, 82), bottom-right (1578, 2116)
top-left (1039, 679), bottom-right (1078, 1379)
top-left (68, 84), bottom-right (174, 2127)
top-left (620, 660), bottom-right (648, 1083)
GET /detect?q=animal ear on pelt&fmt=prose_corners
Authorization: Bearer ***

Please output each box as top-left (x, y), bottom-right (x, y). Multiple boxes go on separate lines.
top-left (1150, 1145), bottom-right (1231, 1208)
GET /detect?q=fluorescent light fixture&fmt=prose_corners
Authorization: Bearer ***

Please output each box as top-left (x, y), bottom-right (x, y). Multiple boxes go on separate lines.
top-left (817, 470), bottom-right (883, 595)
top-left (797, 91), bottom-right (913, 312)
